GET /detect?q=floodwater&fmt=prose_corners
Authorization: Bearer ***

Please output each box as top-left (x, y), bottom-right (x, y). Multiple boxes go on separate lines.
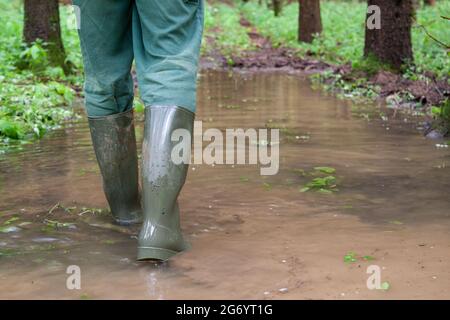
top-left (0, 71), bottom-right (449, 299)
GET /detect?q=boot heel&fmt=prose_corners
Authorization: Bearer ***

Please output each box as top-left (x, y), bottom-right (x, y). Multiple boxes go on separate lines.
top-left (137, 246), bottom-right (180, 261)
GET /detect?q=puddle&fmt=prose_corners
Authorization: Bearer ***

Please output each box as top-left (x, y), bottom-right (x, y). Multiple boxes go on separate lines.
top-left (0, 71), bottom-right (449, 299)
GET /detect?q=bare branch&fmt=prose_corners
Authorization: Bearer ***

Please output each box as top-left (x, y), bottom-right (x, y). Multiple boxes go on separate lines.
top-left (413, 17), bottom-right (450, 49)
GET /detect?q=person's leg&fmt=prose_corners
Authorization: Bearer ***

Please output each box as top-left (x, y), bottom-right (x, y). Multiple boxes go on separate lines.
top-left (74, 0), bottom-right (141, 225)
top-left (75, 0), bottom-right (135, 117)
top-left (133, 0), bottom-right (204, 260)
top-left (133, 0), bottom-right (204, 112)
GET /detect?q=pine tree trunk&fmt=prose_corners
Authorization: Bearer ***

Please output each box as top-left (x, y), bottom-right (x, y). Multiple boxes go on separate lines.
top-left (23, 0), bottom-right (68, 72)
top-left (298, 0), bottom-right (322, 43)
top-left (364, 0), bottom-right (414, 70)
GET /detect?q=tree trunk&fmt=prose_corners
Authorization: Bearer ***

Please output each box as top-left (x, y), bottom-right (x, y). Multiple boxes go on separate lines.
top-left (424, 0), bottom-right (436, 5)
top-left (273, 0), bottom-right (283, 16)
top-left (298, 0), bottom-right (322, 43)
top-left (23, 0), bottom-right (68, 72)
top-left (364, 0), bottom-right (413, 70)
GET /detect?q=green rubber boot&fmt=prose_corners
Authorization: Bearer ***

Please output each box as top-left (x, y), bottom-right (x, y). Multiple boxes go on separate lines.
top-left (88, 109), bottom-right (142, 226)
top-left (137, 106), bottom-right (194, 261)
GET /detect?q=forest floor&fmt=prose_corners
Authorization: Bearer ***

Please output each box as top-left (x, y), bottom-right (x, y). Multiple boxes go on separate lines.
top-left (201, 1), bottom-right (450, 138)
top-left (2, 71), bottom-right (450, 299)
top-left (1, 0), bottom-right (450, 300)
top-left (204, 17), bottom-right (449, 112)
top-left (1, 0), bottom-right (449, 153)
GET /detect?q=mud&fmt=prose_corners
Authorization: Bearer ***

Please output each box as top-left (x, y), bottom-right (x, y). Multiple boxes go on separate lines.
top-left (201, 15), bottom-right (450, 122)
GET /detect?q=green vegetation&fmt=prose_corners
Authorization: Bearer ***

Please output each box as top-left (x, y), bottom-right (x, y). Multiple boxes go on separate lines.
top-left (1, 0), bottom-right (448, 153)
top-left (314, 167), bottom-right (336, 174)
top-left (203, 1), bottom-right (449, 126)
top-left (301, 176), bottom-right (338, 194)
top-left (430, 98), bottom-right (450, 134)
top-left (43, 219), bottom-right (76, 229)
top-left (0, 3), bottom-right (82, 152)
top-left (309, 70), bottom-right (382, 105)
top-left (240, 0), bottom-right (449, 78)
top-left (262, 182), bottom-right (273, 191)
top-left (1, 1), bottom-right (254, 152)
top-left (344, 252), bottom-right (375, 263)
top-left (203, 2), bottom-right (255, 62)
top-left (299, 167), bottom-right (339, 194)
top-left (0, 214), bottom-right (21, 233)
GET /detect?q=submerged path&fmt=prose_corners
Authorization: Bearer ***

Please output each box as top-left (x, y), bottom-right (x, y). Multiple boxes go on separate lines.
top-left (0, 71), bottom-right (449, 299)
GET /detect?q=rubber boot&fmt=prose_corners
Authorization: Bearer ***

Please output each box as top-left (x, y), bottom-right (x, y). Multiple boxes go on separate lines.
top-left (138, 106), bottom-right (194, 261)
top-left (88, 109), bottom-right (142, 225)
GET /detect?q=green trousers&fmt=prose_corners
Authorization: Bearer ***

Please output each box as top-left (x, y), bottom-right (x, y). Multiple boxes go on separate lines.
top-left (74, 0), bottom-right (204, 116)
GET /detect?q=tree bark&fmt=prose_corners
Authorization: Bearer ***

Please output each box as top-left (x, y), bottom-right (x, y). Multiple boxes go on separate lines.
top-left (364, 0), bottom-right (413, 70)
top-left (298, 0), bottom-right (322, 43)
top-left (23, 0), bottom-right (68, 72)
top-left (273, 0), bottom-right (283, 16)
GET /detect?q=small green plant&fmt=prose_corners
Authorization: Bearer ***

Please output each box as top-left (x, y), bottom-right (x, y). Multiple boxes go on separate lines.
top-left (15, 40), bottom-right (49, 74)
top-left (301, 175), bottom-right (338, 194)
top-left (222, 104), bottom-right (241, 110)
top-left (298, 167), bottom-right (339, 193)
top-left (203, 3), bottom-right (255, 60)
top-left (80, 293), bottom-right (91, 300)
top-left (431, 99), bottom-right (450, 121)
top-left (240, 0), bottom-right (449, 77)
top-left (344, 252), bottom-right (375, 263)
top-left (353, 54), bottom-right (395, 76)
top-left (3, 216), bottom-right (20, 225)
top-left (344, 252), bottom-right (357, 263)
top-left (314, 167), bottom-right (336, 174)
top-left (301, 176), bottom-right (337, 194)
top-left (0, 2), bottom-right (82, 153)
top-left (292, 168), bottom-right (306, 176)
top-left (263, 182), bottom-right (272, 191)
top-left (101, 240), bottom-right (116, 245)
top-left (430, 99), bottom-right (450, 134)
top-left (0, 248), bottom-right (21, 257)
top-left (43, 219), bottom-right (76, 230)
top-left (380, 281), bottom-right (391, 291)
top-left (133, 99), bottom-right (145, 113)
top-left (0, 120), bottom-right (24, 140)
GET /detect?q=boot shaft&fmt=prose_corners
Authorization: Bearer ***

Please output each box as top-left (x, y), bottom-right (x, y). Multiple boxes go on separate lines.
top-left (88, 109), bottom-right (142, 225)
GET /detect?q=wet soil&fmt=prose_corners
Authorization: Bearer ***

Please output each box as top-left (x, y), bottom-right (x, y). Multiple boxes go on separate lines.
top-left (201, 16), bottom-right (450, 129)
top-left (1, 71), bottom-right (449, 299)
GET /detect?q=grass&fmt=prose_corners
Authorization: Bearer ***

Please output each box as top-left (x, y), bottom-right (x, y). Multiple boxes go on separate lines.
top-left (0, 0), bottom-right (256, 152)
top-left (240, 0), bottom-right (450, 78)
top-left (0, 2), bottom-right (83, 152)
top-left (237, 0), bottom-right (448, 127)
top-left (203, 2), bottom-right (255, 62)
top-left (0, 1), bottom-right (253, 152)
top-left (1, 0), bottom-right (448, 152)
top-left (296, 166), bottom-right (339, 194)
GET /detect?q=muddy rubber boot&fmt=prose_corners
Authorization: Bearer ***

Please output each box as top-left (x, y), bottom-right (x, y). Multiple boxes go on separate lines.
top-left (137, 106), bottom-right (194, 261)
top-left (88, 109), bottom-right (142, 226)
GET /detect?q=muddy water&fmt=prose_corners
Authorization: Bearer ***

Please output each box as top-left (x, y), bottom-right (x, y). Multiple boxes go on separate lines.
top-left (0, 71), bottom-right (449, 300)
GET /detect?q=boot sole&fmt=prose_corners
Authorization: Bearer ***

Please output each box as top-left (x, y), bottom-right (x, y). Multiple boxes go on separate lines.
top-left (114, 219), bottom-right (142, 226)
top-left (137, 246), bottom-right (180, 262)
